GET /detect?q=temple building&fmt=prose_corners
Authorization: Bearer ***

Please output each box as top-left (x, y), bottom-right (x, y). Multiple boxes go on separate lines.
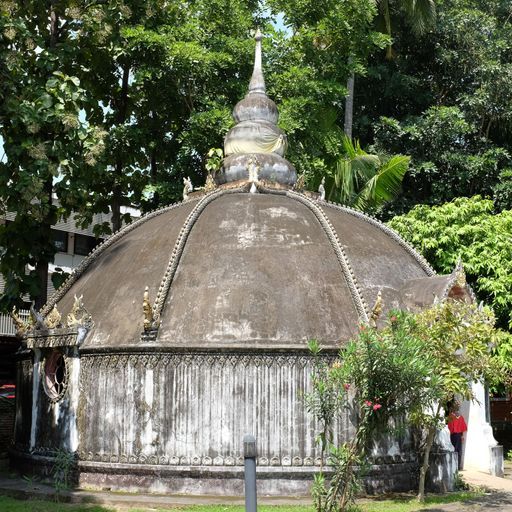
top-left (10, 31), bottom-right (502, 495)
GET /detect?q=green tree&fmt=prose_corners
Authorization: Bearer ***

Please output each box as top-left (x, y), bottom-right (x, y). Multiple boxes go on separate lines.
top-left (72, 0), bottom-right (260, 225)
top-left (344, 0), bottom-right (436, 138)
top-left (377, 0), bottom-right (436, 59)
top-left (372, 107), bottom-right (512, 215)
top-left (0, 1), bottom-right (105, 309)
top-left (413, 300), bottom-right (504, 501)
top-left (266, 0), bottom-right (388, 179)
top-left (388, 196), bottom-right (512, 329)
top-left (308, 301), bottom-right (506, 509)
top-left (356, 0), bottom-right (512, 213)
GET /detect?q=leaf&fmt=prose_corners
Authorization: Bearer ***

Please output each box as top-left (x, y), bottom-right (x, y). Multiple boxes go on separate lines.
top-left (354, 155), bottom-right (410, 210)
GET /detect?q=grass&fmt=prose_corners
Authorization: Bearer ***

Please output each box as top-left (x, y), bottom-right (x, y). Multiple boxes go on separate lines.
top-left (0, 491), bottom-right (484, 512)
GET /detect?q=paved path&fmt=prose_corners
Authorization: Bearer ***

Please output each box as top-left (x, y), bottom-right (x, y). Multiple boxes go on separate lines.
top-left (1, 468), bottom-right (512, 511)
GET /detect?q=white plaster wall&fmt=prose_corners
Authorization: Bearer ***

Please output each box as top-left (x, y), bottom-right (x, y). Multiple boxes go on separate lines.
top-left (462, 381), bottom-right (500, 473)
top-left (79, 355), bottom-right (354, 464)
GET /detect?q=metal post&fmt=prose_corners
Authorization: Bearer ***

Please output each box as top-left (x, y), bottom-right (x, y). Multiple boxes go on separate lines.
top-left (243, 434), bottom-right (257, 512)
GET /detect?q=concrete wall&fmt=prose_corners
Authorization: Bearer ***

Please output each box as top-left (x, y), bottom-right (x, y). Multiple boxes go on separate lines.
top-left (77, 351), bottom-right (349, 466)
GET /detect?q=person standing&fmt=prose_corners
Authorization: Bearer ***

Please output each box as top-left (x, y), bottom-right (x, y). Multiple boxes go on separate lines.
top-left (447, 403), bottom-right (468, 469)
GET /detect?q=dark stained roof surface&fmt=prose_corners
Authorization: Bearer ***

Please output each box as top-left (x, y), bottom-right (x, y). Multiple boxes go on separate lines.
top-left (49, 188), bottom-right (442, 350)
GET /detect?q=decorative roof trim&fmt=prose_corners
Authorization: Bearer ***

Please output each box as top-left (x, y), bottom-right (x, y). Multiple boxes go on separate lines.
top-left (151, 186), bottom-right (246, 326)
top-left (320, 200), bottom-right (435, 277)
top-left (40, 198), bottom-right (196, 318)
top-left (440, 260), bottom-right (477, 303)
top-left (257, 185), bottom-right (369, 322)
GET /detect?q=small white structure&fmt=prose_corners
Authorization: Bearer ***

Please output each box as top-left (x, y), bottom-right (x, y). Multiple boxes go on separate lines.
top-left (463, 382), bottom-right (503, 476)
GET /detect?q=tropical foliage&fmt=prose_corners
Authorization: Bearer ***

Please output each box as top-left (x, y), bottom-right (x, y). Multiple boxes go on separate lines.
top-left (413, 300), bottom-right (506, 501)
top-left (357, 0), bottom-right (512, 215)
top-left (329, 136), bottom-right (410, 210)
top-left (388, 196), bottom-right (512, 330)
top-left (307, 311), bottom-right (440, 511)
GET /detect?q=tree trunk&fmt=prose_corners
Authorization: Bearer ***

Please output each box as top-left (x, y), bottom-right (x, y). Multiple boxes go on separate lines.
top-left (111, 181), bottom-right (122, 233)
top-left (34, 2), bottom-right (59, 310)
top-left (35, 178), bottom-right (54, 310)
top-left (344, 73), bottom-right (355, 139)
top-left (111, 64), bottom-right (130, 232)
top-left (418, 404), bottom-right (442, 502)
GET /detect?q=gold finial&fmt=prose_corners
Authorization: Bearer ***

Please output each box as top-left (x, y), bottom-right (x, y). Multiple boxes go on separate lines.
top-left (45, 304), bottom-right (62, 329)
top-left (370, 290), bottom-right (383, 328)
top-left (204, 173), bottom-right (217, 193)
top-left (143, 286), bottom-right (154, 332)
top-left (454, 259), bottom-right (466, 288)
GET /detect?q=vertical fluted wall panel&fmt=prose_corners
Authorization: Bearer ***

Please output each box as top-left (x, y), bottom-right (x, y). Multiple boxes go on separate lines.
top-left (79, 353), bottom-right (352, 465)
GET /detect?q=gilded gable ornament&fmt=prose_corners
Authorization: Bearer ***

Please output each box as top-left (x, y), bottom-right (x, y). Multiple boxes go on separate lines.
top-left (370, 290), bottom-right (383, 328)
top-left (204, 173), bottom-right (217, 193)
top-left (44, 305), bottom-right (62, 329)
top-left (66, 294), bottom-right (92, 328)
top-left (10, 306), bottom-right (29, 335)
top-left (294, 172), bottom-right (306, 192)
top-left (143, 286), bottom-right (155, 332)
top-left (454, 259), bottom-right (466, 288)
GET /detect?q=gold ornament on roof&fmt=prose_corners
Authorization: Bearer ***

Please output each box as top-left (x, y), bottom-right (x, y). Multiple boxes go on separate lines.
top-left (204, 173), bottom-right (217, 193)
top-left (10, 306), bottom-right (29, 335)
top-left (294, 172), bottom-right (306, 192)
top-left (454, 259), bottom-right (466, 288)
top-left (370, 290), bottom-right (383, 328)
top-left (66, 294), bottom-right (92, 328)
top-left (44, 305), bottom-right (62, 329)
top-left (143, 286), bottom-right (154, 332)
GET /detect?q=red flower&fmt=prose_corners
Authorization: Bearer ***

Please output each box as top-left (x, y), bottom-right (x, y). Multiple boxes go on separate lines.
top-left (390, 316), bottom-right (397, 322)
top-left (364, 400), bottom-right (372, 407)
top-left (373, 404), bottom-right (382, 411)
top-left (359, 324), bottom-right (367, 332)
top-left (343, 383), bottom-right (351, 391)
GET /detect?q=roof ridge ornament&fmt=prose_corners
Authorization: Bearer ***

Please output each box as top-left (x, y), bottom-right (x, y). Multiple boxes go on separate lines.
top-left (215, 31), bottom-right (297, 188)
top-left (453, 258), bottom-right (466, 288)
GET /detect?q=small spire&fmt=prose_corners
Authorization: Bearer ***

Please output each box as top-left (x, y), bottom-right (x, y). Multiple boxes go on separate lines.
top-left (248, 28), bottom-right (265, 94)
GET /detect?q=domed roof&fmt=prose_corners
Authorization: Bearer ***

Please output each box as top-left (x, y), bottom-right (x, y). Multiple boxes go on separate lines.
top-left (40, 184), bottom-right (438, 350)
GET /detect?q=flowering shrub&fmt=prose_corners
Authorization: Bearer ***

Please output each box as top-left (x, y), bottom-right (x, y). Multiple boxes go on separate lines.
top-left (307, 311), bottom-right (440, 511)
top-left (307, 301), bottom-right (508, 510)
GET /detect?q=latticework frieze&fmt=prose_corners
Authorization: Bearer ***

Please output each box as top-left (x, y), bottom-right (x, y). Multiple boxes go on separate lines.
top-left (79, 351), bottom-right (331, 371)
top-left (76, 451), bottom-right (324, 467)
top-left (25, 330), bottom-right (79, 349)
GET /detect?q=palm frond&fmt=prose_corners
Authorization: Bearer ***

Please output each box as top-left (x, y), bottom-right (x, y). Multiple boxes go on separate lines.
top-left (353, 155), bottom-right (410, 210)
top-left (342, 135), bottom-right (357, 159)
top-left (402, 0), bottom-right (436, 35)
top-left (352, 154), bottom-right (381, 181)
top-left (335, 159), bottom-right (355, 205)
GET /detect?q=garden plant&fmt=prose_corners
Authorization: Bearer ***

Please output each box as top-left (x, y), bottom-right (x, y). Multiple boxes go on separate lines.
top-left (307, 298), bottom-right (507, 511)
